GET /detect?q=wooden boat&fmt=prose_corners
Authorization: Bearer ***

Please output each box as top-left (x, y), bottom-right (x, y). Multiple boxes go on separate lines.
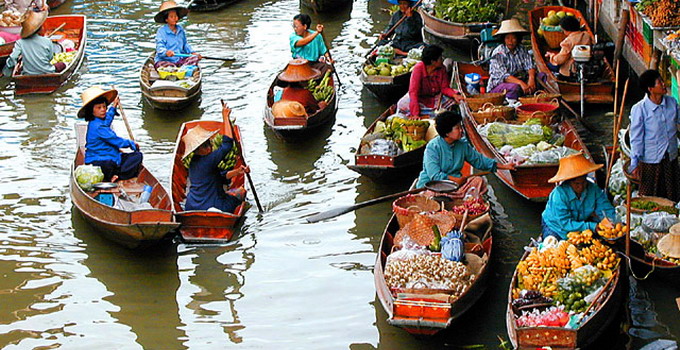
top-left (170, 117), bottom-right (248, 242)
top-left (0, 40), bottom-right (15, 69)
top-left (139, 54), bottom-right (202, 110)
top-left (47, 0), bottom-right (67, 9)
top-left (300, 0), bottom-right (352, 13)
top-left (359, 55), bottom-right (411, 103)
top-left (187, 0), bottom-right (242, 12)
top-left (375, 176), bottom-right (494, 336)
top-left (528, 6), bottom-right (615, 105)
top-left (455, 62), bottom-right (592, 201)
top-left (263, 63), bottom-right (338, 141)
top-left (70, 124), bottom-right (178, 249)
top-left (11, 15), bottom-right (86, 95)
top-left (506, 240), bottom-right (625, 349)
top-left (419, 7), bottom-right (496, 45)
top-left (627, 237), bottom-right (680, 287)
top-left (347, 105), bottom-right (428, 181)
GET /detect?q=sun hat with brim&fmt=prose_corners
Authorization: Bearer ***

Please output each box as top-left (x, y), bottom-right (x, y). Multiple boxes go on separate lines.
top-left (77, 86), bottom-right (118, 119)
top-left (387, 0), bottom-right (418, 5)
top-left (548, 152), bottom-right (603, 183)
top-left (154, 0), bottom-right (189, 24)
top-left (181, 125), bottom-right (219, 159)
top-left (657, 224), bottom-right (680, 258)
top-left (493, 19), bottom-right (529, 37)
top-left (277, 58), bottom-right (321, 83)
top-left (20, 9), bottom-right (48, 39)
top-left (272, 100), bottom-right (308, 118)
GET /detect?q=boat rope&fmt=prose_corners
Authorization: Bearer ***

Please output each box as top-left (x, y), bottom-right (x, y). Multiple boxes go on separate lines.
top-left (617, 251), bottom-right (656, 281)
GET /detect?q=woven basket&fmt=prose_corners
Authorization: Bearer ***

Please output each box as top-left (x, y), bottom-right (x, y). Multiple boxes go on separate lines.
top-left (541, 24), bottom-right (566, 49)
top-left (630, 196), bottom-right (676, 214)
top-left (466, 92), bottom-right (506, 111)
top-left (518, 91), bottom-right (562, 105)
top-left (515, 103), bottom-right (558, 125)
top-left (471, 102), bottom-right (515, 124)
top-left (392, 194), bottom-right (440, 228)
top-left (446, 198), bottom-right (490, 227)
top-left (394, 210), bottom-right (457, 247)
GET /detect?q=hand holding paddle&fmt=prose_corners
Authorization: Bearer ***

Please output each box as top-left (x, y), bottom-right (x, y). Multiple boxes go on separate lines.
top-left (365, 0), bottom-right (423, 58)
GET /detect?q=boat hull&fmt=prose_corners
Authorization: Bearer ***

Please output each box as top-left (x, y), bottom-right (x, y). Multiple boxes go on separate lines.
top-left (300, 0), bottom-right (352, 13)
top-left (139, 55), bottom-right (202, 110)
top-left (188, 0), bottom-right (242, 12)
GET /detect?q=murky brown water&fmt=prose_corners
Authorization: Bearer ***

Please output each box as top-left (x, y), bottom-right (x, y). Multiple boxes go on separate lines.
top-left (0, 0), bottom-right (677, 348)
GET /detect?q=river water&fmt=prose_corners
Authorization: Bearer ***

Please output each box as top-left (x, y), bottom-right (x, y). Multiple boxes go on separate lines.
top-left (0, 0), bottom-right (677, 349)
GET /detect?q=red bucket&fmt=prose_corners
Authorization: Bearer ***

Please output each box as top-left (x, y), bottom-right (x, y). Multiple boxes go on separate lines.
top-left (515, 103), bottom-right (558, 125)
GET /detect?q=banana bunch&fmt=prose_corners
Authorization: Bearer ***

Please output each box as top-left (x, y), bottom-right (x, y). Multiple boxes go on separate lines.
top-left (50, 51), bottom-right (76, 65)
top-left (211, 134), bottom-right (239, 171)
top-left (307, 71), bottom-right (334, 103)
top-left (597, 218), bottom-right (626, 240)
top-left (580, 240), bottom-right (618, 271)
top-left (182, 152), bottom-right (194, 169)
top-left (567, 229), bottom-right (593, 246)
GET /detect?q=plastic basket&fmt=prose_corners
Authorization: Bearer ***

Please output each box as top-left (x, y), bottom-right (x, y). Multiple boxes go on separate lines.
top-left (392, 194), bottom-right (440, 228)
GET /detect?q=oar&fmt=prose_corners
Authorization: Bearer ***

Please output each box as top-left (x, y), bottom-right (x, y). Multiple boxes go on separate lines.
top-left (220, 99), bottom-right (263, 213)
top-left (47, 22), bottom-right (67, 39)
top-left (174, 53), bottom-right (235, 62)
top-left (364, 0), bottom-right (423, 58)
top-left (112, 86), bottom-right (135, 142)
top-left (605, 78), bottom-right (629, 188)
top-left (322, 42), bottom-right (342, 87)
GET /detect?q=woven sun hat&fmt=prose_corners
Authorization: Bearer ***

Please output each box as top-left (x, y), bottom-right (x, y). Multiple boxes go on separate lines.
top-left (272, 100), bottom-right (308, 118)
top-left (77, 86), bottom-right (118, 119)
top-left (387, 0), bottom-right (418, 5)
top-left (154, 0), bottom-right (189, 24)
top-left (181, 125), bottom-right (218, 159)
top-left (277, 58), bottom-right (321, 83)
top-left (657, 224), bottom-right (680, 258)
top-left (493, 18), bottom-right (529, 37)
top-left (548, 152), bottom-right (603, 183)
top-left (20, 8), bottom-right (48, 39)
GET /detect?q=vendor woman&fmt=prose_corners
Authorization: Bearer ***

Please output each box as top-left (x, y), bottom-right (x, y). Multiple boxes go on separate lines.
top-left (375, 0), bottom-right (423, 56)
top-left (154, 0), bottom-right (201, 69)
top-left (542, 153), bottom-right (616, 240)
top-left (416, 110), bottom-right (516, 194)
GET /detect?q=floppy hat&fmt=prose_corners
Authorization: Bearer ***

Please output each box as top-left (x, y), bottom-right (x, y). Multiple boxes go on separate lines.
top-left (181, 125), bottom-right (218, 159)
top-left (20, 9), bottom-right (48, 39)
top-left (657, 223), bottom-right (680, 258)
top-left (154, 0), bottom-right (189, 24)
top-left (272, 100), bottom-right (308, 118)
top-left (277, 59), bottom-right (321, 82)
top-left (493, 19), bottom-right (529, 37)
top-left (548, 152), bottom-right (602, 183)
top-left (77, 86), bottom-right (118, 119)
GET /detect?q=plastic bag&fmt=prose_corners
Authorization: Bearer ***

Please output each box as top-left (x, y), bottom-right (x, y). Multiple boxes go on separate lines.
top-left (441, 230), bottom-right (464, 262)
top-left (479, 122), bottom-right (548, 148)
top-left (368, 138), bottom-right (401, 156)
top-left (608, 158), bottom-right (627, 196)
top-left (642, 212), bottom-right (679, 233)
top-left (512, 144), bottom-right (538, 158)
top-left (75, 164), bottom-right (104, 192)
top-left (528, 146), bottom-right (579, 164)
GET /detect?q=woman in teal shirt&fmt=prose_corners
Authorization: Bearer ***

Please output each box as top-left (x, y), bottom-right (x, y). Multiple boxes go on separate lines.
top-left (290, 14), bottom-right (331, 64)
top-left (541, 153), bottom-right (616, 240)
top-left (416, 111), bottom-right (515, 193)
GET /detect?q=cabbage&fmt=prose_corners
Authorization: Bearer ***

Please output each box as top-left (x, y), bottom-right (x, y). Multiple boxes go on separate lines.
top-left (75, 164), bottom-right (104, 192)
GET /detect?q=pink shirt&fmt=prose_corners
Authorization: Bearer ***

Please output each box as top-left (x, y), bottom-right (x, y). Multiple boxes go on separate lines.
top-left (408, 61), bottom-right (456, 116)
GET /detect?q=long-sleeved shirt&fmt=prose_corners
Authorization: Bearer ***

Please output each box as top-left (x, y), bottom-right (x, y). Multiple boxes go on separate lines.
top-left (155, 24), bottom-right (193, 64)
top-left (629, 95), bottom-right (680, 171)
top-left (487, 44), bottom-right (536, 91)
top-left (549, 31), bottom-right (592, 77)
top-left (2, 35), bottom-right (56, 77)
top-left (416, 136), bottom-right (498, 188)
top-left (85, 106), bottom-right (137, 165)
top-left (377, 10), bottom-right (423, 52)
top-left (289, 30), bottom-right (327, 62)
top-left (541, 180), bottom-right (616, 239)
top-left (409, 61), bottom-right (456, 116)
top-left (185, 138), bottom-right (240, 213)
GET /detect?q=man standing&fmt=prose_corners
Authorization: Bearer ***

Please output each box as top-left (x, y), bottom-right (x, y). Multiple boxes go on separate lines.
top-left (629, 69), bottom-right (680, 201)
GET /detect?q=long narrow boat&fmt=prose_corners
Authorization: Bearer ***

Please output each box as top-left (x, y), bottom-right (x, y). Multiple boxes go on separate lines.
top-left (629, 240), bottom-right (680, 288)
top-left (455, 62), bottom-right (592, 201)
top-left (139, 54), bottom-right (202, 110)
top-left (299, 0), bottom-right (352, 13)
top-left (419, 7), bottom-right (497, 46)
top-left (264, 63), bottom-right (338, 141)
top-left (188, 0), bottom-right (242, 12)
top-left (0, 40), bottom-right (15, 69)
top-left (375, 198), bottom-right (494, 336)
top-left (347, 105), bottom-right (427, 181)
top-left (70, 124), bottom-right (178, 249)
top-left (528, 6), bottom-right (615, 105)
top-left (359, 56), bottom-right (412, 103)
top-left (170, 115), bottom-right (248, 242)
top-left (506, 240), bottom-right (625, 349)
top-left (11, 15), bottom-right (86, 95)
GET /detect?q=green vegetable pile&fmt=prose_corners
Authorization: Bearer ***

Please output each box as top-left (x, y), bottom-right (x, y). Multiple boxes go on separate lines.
top-left (383, 117), bottom-right (429, 152)
top-left (482, 120), bottom-right (554, 148)
top-left (75, 164), bottom-right (104, 192)
top-left (182, 133), bottom-right (239, 170)
top-left (307, 71), bottom-right (334, 103)
top-left (433, 0), bottom-right (502, 23)
top-left (631, 200), bottom-right (659, 211)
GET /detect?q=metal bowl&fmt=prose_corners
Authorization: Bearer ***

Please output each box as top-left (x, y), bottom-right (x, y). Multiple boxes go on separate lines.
top-left (424, 180), bottom-right (459, 193)
top-left (92, 182), bottom-right (118, 190)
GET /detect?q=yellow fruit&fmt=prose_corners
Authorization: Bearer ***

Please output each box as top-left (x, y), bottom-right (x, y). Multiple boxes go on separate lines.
top-left (566, 12), bottom-right (575, 16)
top-left (548, 10), bottom-right (556, 17)
top-left (556, 11), bottom-right (566, 18)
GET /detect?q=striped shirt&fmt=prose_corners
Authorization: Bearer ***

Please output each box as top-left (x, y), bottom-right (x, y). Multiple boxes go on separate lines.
top-left (487, 44), bottom-right (535, 91)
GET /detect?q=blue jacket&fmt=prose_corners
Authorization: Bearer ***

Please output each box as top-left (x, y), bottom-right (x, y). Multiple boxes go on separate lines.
top-left (629, 95), bottom-right (680, 171)
top-left (85, 107), bottom-right (136, 165)
top-left (416, 136), bottom-right (497, 188)
top-left (155, 24), bottom-right (193, 64)
top-left (185, 137), bottom-right (240, 213)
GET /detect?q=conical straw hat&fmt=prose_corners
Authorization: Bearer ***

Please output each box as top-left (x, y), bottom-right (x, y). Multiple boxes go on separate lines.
top-left (154, 0), bottom-right (189, 24)
top-left (548, 152), bottom-right (602, 183)
top-left (181, 125), bottom-right (218, 160)
top-left (20, 9), bottom-right (48, 39)
top-left (77, 86), bottom-right (118, 119)
top-left (272, 100), bottom-right (308, 118)
top-left (657, 224), bottom-right (680, 258)
top-left (493, 19), bottom-right (529, 37)
top-left (277, 59), bottom-right (321, 82)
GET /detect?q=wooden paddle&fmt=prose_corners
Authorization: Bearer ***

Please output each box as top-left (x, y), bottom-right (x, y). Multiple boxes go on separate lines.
top-left (220, 99), bottom-right (263, 212)
top-left (605, 78), bottom-right (629, 188)
top-left (47, 22), bottom-right (67, 39)
top-left (306, 171), bottom-right (491, 223)
top-left (364, 0), bottom-right (423, 58)
top-left (321, 39), bottom-right (342, 87)
top-left (174, 53), bottom-right (235, 62)
top-left (112, 87), bottom-right (135, 142)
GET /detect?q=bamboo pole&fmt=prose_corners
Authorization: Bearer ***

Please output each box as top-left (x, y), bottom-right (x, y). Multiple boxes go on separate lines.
top-left (605, 78), bottom-right (629, 188)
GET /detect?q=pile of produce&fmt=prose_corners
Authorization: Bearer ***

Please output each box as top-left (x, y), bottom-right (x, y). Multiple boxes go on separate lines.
top-left (515, 306), bottom-right (569, 327)
top-left (363, 51), bottom-right (419, 77)
top-left (0, 10), bottom-right (22, 27)
top-left (384, 253), bottom-right (473, 297)
top-left (50, 51), bottom-right (77, 65)
top-left (479, 119), bottom-right (555, 149)
top-left (431, 0), bottom-right (502, 23)
top-left (75, 164), bottom-right (104, 191)
top-left (631, 199), bottom-right (679, 215)
top-left (360, 116), bottom-right (430, 156)
top-left (451, 197), bottom-right (489, 217)
top-left (536, 10), bottom-right (575, 38)
top-left (635, 0), bottom-right (680, 27)
top-left (307, 71), bottom-right (334, 103)
top-left (182, 133), bottom-right (238, 170)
